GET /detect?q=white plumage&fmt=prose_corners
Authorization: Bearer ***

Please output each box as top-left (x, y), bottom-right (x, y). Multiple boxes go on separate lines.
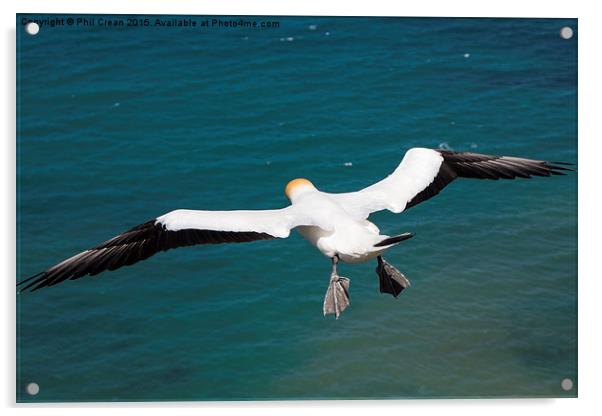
top-left (328, 147), bottom-right (445, 218)
top-left (157, 148), bottom-right (446, 260)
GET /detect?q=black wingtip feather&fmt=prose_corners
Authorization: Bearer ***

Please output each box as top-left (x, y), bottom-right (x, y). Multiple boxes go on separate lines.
top-left (548, 164), bottom-right (575, 172)
top-left (16, 271), bottom-right (44, 288)
top-left (18, 273), bottom-right (48, 292)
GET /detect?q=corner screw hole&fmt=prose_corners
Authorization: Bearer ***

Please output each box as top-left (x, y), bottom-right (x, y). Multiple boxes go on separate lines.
top-left (560, 26), bottom-right (573, 40)
top-left (25, 22), bottom-right (40, 36)
top-left (26, 382), bottom-right (40, 396)
top-left (561, 378), bottom-right (573, 391)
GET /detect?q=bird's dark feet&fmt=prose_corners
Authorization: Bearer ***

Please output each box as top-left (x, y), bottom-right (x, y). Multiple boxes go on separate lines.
top-left (323, 255), bottom-right (350, 319)
top-left (376, 256), bottom-right (410, 297)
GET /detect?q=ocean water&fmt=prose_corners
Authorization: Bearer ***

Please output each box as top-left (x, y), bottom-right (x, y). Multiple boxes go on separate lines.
top-left (16, 15), bottom-right (577, 401)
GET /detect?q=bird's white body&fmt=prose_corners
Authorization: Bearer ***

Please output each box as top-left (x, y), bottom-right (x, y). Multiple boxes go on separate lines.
top-left (292, 192), bottom-right (387, 263)
top-left (297, 224), bottom-right (386, 263)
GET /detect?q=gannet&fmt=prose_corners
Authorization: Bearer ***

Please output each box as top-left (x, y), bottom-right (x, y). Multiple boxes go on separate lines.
top-left (18, 148), bottom-right (573, 318)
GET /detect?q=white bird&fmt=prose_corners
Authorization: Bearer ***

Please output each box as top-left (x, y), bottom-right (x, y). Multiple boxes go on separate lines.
top-left (18, 148), bottom-right (572, 318)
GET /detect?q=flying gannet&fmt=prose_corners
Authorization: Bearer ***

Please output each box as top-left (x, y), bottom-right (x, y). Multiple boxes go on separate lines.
top-left (18, 148), bottom-right (573, 318)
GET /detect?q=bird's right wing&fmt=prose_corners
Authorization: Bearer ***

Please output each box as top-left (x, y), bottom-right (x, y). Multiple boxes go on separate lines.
top-left (18, 205), bottom-right (325, 292)
top-left (330, 147), bottom-right (572, 220)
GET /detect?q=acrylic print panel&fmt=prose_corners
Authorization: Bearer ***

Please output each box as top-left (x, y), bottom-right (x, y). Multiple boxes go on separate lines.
top-left (16, 14), bottom-right (577, 402)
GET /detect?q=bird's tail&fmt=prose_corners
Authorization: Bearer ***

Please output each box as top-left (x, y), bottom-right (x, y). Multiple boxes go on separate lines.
top-left (374, 232), bottom-right (414, 247)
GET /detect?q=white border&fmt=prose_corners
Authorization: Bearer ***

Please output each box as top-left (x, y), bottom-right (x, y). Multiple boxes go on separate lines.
top-left (3, 1), bottom-right (600, 415)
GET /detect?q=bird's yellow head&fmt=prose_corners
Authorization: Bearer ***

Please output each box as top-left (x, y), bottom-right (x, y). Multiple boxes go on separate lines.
top-left (284, 178), bottom-right (315, 201)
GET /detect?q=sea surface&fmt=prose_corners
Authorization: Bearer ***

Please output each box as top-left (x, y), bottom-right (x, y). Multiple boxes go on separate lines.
top-left (16, 15), bottom-right (577, 401)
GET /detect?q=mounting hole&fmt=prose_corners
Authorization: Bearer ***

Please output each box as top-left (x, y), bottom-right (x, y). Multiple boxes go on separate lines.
top-left (25, 22), bottom-right (40, 36)
top-left (561, 378), bottom-right (573, 391)
top-left (560, 26), bottom-right (573, 40)
top-left (26, 382), bottom-right (40, 396)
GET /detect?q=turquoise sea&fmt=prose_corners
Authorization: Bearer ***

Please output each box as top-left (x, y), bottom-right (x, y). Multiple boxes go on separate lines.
top-left (16, 15), bottom-right (577, 401)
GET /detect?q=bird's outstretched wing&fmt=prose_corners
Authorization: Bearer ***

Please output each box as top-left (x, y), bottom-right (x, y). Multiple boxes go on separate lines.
top-left (18, 206), bottom-right (321, 292)
top-left (330, 147), bottom-right (573, 220)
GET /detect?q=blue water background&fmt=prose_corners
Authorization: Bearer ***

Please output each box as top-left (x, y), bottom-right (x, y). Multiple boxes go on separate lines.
top-left (16, 15), bottom-right (577, 401)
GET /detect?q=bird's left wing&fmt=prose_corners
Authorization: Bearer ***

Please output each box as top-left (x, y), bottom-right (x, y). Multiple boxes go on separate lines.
top-left (18, 205), bottom-right (321, 292)
top-left (329, 147), bottom-right (572, 220)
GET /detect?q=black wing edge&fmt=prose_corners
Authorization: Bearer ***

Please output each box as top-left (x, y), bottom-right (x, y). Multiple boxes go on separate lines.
top-left (17, 219), bottom-right (276, 293)
top-left (405, 150), bottom-right (575, 210)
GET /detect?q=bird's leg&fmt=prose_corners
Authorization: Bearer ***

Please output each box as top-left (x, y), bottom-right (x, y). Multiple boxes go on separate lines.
top-left (323, 255), bottom-right (350, 319)
top-left (375, 256), bottom-right (410, 298)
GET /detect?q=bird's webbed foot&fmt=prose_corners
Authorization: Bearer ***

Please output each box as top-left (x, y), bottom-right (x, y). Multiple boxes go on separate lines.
top-left (323, 274), bottom-right (350, 319)
top-left (376, 256), bottom-right (410, 298)
top-left (323, 256), bottom-right (350, 319)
